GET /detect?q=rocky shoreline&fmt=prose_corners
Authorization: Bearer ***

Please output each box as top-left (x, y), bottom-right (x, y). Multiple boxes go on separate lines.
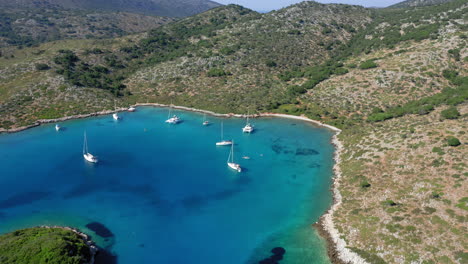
top-left (0, 103), bottom-right (359, 264)
top-left (317, 134), bottom-right (369, 264)
top-left (40, 226), bottom-right (98, 264)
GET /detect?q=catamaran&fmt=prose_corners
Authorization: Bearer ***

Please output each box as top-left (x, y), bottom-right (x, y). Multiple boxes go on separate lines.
top-left (202, 113), bottom-right (210, 126)
top-left (165, 106), bottom-right (181, 124)
top-left (83, 132), bottom-right (98, 163)
top-left (216, 121), bottom-right (232, 146)
top-left (55, 124), bottom-right (61, 131)
top-left (242, 112), bottom-right (254, 133)
top-left (227, 141), bottom-right (241, 172)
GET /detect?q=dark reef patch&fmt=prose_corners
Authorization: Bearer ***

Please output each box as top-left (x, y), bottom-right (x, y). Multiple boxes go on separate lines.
top-left (258, 247), bottom-right (286, 264)
top-left (63, 184), bottom-right (99, 199)
top-left (308, 162), bottom-right (321, 168)
top-left (86, 222), bottom-right (114, 238)
top-left (271, 144), bottom-right (284, 154)
top-left (295, 148), bottom-right (319, 156)
top-left (182, 188), bottom-right (243, 210)
top-left (181, 195), bottom-right (205, 209)
top-left (272, 144), bottom-right (295, 155)
top-left (211, 188), bottom-right (242, 201)
top-left (0, 191), bottom-right (50, 209)
top-left (234, 176), bottom-right (251, 186)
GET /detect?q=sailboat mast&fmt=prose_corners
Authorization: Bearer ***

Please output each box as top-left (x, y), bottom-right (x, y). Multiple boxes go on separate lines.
top-left (231, 141), bottom-right (235, 163)
top-left (83, 132), bottom-right (87, 154)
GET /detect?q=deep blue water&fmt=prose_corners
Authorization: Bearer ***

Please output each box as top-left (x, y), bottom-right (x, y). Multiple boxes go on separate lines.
top-left (0, 107), bottom-right (334, 264)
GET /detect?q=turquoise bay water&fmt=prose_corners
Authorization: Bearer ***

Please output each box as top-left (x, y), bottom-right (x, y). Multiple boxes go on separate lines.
top-left (0, 107), bottom-right (334, 263)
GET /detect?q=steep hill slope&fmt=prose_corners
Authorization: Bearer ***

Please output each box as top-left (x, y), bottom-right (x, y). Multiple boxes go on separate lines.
top-left (391, 0), bottom-right (457, 8)
top-left (0, 0), bottom-right (222, 17)
top-left (0, 7), bottom-right (174, 47)
top-left (0, 3), bottom-right (373, 128)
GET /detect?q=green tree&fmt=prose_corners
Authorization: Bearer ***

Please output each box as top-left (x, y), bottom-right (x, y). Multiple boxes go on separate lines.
top-left (447, 136), bottom-right (461, 147)
top-left (359, 60), bottom-right (378, 69)
top-left (440, 106), bottom-right (460, 120)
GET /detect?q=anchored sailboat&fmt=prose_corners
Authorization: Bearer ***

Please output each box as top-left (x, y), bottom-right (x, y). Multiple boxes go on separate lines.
top-left (202, 113), bottom-right (209, 126)
top-left (242, 112), bottom-right (254, 133)
top-left (216, 121), bottom-right (232, 146)
top-left (227, 141), bottom-right (241, 172)
top-left (83, 132), bottom-right (98, 163)
top-left (55, 124), bottom-right (61, 131)
top-left (113, 101), bottom-right (120, 120)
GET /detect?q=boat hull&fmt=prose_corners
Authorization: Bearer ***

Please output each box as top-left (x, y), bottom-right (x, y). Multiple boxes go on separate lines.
top-left (216, 141), bottom-right (233, 146)
top-left (166, 116), bottom-right (181, 124)
top-left (228, 162), bottom-right (241, 172)
top-left (83, 153), bottom-right (98, 163)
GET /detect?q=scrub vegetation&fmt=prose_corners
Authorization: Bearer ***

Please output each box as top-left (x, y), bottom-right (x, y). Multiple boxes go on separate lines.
top-left (0, 227), bottom-right (92, 264)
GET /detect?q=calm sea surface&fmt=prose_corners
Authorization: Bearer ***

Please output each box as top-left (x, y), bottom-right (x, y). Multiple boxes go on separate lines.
top-left (0, 107), bottom-right (335, 264)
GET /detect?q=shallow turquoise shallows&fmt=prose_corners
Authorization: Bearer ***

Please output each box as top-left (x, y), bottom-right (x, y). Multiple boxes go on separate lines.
top-left (0, 107), bottom-right (335, 264)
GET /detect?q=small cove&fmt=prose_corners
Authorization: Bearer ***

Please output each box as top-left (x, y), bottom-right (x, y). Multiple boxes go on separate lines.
top-left (0, 106), bottom-right (335, 263)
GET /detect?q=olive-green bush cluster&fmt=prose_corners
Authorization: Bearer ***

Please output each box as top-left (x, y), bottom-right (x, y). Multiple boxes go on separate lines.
top-left (368, 69), bottom-right (467, 122)
top-left (54, 50), bottom-right (127, 96)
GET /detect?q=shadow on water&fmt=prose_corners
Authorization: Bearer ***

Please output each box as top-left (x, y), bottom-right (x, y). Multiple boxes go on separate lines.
top-left (0, 191), bottom-right (50, 209)
top-left (95, 248), bottom-right (118, 264)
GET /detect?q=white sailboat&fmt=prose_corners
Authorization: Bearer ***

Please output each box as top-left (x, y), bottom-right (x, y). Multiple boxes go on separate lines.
top-left (227, 141), bottom-right (241, 172)
top-left (113, 101), bottom-right (120, 120)
top-left (128, 106), bottom-right (136, 112)
top-left (165, 105), bottom-right (181, 124)
top-left (216, 121), bottom-right (232, 146)
top-left (202, 113), bottom-right (210, 126)
top-left (83, 132), bottom-right (98, 163)
top-left (242, 112), bottom-right (254, 133)
top-left (55, 124), bottom-right (61, 131)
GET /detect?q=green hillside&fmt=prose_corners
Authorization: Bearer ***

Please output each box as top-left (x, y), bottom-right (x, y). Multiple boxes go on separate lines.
top-left (0, 7), bottom-right (174, 48)
top-left (0, 0), bottom-right (222, 18)
top-left (391, 0), bottom-right (457, 8)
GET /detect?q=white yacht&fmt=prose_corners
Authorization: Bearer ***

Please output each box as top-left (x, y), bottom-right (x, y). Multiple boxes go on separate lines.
top-left (216, 122), bottom-right (232, 146)
top-left (128, 106), bottom-right (136, 112)
top-left (202, 113), bottom-right (210, 126)
top-left (242, 114), bottom-right (254, 133)
top-left (227, 141), bottom-right (241, 172)
top-left (55, 124), bottom-right (61, 131)
top-left (83, 132), bottom-right (98, 163)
